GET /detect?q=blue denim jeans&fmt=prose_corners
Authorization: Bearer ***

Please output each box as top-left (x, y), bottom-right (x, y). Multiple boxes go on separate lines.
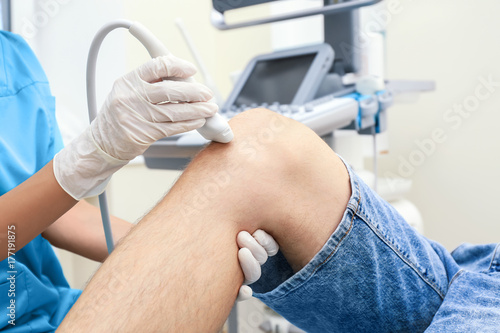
top-left (251, 159), bottom-right (500, 332)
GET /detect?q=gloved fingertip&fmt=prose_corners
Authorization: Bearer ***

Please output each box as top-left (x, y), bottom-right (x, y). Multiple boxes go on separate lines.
top-left (239, 231), bottom-right (269, 264)
top-left (253, 229), bottom-right (280, 257)
top-left (193, 82), bottom-right (215, 102)
top-left (237, 285), bottom-right (253, 302)
top-left (238, 247), bottom-right (252, 259)
top-left (196, 102), bottom-right (219, 118)
top-left (268, 248), bottom-right (279, 257)
top-left (207, 102), bottom-right (219, 116)
top-left (168, 118), bottom-right (207, 136)
top-left (154, 55), bottom-right (197, 80)
top-left (236, 231), bottom-right (252, 248)
top-left (238, 248), bottom-right (261, 284)
top-left (167, 54), bottom-right (198, 77)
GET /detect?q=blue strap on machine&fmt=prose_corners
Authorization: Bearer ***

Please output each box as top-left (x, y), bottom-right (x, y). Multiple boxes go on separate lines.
top-left (344, 90), bottom-right (393, 134)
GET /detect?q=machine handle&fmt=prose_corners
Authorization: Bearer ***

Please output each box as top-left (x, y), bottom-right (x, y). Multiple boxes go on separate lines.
top-left (211, 0), bottom-right (382, 30)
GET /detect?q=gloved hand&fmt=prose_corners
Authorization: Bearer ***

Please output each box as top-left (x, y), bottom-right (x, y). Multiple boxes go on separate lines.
top-left (237, 229), bottom-right (279, 302)
top-left (54, 55), bottom-right (217, 200)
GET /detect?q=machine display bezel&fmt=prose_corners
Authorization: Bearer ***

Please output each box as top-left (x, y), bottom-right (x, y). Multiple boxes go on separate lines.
top-left (223, 43), bottom-right (334, 110)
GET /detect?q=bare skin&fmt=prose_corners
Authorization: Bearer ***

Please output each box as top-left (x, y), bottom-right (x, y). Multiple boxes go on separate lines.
top-left (0, 160), bottom-right (132, 262)
top-left (57, 108), bottom-right (351, 332)
top-left (0, 160), bottom-right (77, 261)
top-left (42, 201), bottom-right (132, 262)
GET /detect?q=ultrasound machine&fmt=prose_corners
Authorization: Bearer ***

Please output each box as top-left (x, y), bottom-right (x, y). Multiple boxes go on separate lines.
top-left (142, 0), bottom-right (433, 172)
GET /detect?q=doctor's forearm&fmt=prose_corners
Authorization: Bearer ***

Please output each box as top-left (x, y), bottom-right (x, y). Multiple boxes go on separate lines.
top-left (0, 160), bottom-right (77, 261)
top-left (42, 201), bottom-right (133, 262)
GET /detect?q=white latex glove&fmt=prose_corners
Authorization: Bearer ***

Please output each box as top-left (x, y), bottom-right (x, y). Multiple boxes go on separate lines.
top-left (54, 55), bottom-right (217, 200)
top-left (237, 230), bottom-right (279, 302)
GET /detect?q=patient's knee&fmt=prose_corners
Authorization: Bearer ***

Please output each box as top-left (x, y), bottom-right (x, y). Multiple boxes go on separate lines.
top-left (183, 108), bottom-right (350, 270)
top-left (196, 107), bottom-right (342, 201)
top-left (228, 108), bottom-right (312, 147)
top-left (185, 109), bottom-right (308, 224)
top-left (226, 109), bottom-right (351, 270)
top-left (196, 109), bottom-right (298, 174)
top-left (222, 108), bottom-right (322, 169)
top-left (229, 108), bottom-right (291, 139)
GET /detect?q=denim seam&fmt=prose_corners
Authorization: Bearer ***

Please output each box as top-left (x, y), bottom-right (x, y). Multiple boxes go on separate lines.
top-left (309, 182), bottom-right (362, 277)
top-left (264, 182), bottom-right (362, 302)
top-left (447, 269), bottom-right (465, 288)
top-left (354, 210), bottom-right (446, 300)
top-left (486, 243), bottom-right (500, 273)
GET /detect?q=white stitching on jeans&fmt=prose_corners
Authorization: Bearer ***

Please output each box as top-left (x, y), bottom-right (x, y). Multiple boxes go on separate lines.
top-left (354, 210), bottom-right (446, 300)
top-left (487, 243), bottom-right (500, 273)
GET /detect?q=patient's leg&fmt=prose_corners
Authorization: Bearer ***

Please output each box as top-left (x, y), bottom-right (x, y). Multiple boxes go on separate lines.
top-left (57, 109), bottom-right (350, 332)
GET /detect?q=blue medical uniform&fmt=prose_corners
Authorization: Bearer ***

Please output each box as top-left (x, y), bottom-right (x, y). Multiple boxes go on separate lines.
top-left (0, 31), bottom-right (81, 332)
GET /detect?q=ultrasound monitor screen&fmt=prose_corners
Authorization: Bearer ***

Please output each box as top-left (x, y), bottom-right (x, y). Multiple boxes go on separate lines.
top-left (234, 53), bottom-right (316, 107)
